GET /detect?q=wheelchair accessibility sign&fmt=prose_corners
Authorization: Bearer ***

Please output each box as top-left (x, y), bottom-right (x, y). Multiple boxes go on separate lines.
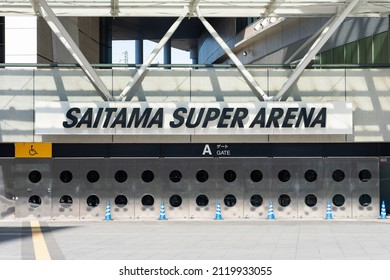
top-left (15, 143), bottom-right (52, 158)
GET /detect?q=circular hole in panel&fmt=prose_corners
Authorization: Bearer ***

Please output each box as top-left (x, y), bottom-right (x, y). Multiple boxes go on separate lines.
top-left (87, 170), bottom-right (100, 183)
top-left (250, 194), bottom-right (263, 207)
top-left (224, 194), bottom-right (237, 207)
top-left (250, 170), bottom-right (263, 182)
top-left (278, 194), bottom-right (291, 207)
top-left (359, 194), bottom-right (372, 207)
top-left (304, 194), bottom-right (317, 207)
top-left (169, 170), bottom-right (182, 183)
top-left (115, 170), bottom-right (128, 183)
top-left (359, 169), bottom-right (372, 182)
top-left (28, 195), bottom-right (42, 208)
top-left (29, 170), bottom-right (42, 183)
top-left (59, 195), bottom-right (73, 208)
top-left (332, 169), bottom-right (345, 182)
top-left (278, 170), bottom-right (291, 182)
top-left (115, 195), bottom-right (128, 207)
top-left (196, 194), bottom-right (209, 207)
top-left (60, 170), bottom-right (73, 183)
top-left (169, 194), bottom-right (182, 207)
top-left (224, 170), bottom-right (237, 183)
top-left (196, 170), bottom-right (209, 183)
top-left (141, 195), bottom-right (154, 206)
top-left (332, 194), bottom-right (345, 207)
top-left (141, 170), bottom-right (154, 183)
top-left (304, 169), bottom-right (317, 182)
top-left (86, 195), bottom-right (100, 207)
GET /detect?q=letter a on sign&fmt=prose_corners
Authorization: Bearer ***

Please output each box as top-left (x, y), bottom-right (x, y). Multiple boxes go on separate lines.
top-left (202, 144), bottom-right (212, 156)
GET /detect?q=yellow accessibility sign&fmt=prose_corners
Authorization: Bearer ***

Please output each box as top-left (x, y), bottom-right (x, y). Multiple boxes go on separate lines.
top-left (15, 143), bottom-right (52, 158)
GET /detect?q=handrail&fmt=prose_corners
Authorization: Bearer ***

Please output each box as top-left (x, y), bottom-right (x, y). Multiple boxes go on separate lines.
top-left (1, 63), bottom-right (390, 69)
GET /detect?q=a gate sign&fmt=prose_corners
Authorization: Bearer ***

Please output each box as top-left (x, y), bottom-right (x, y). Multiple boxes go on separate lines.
top-left (35, 101), bottom-right (352, 135)
top-left (15, 142), bottom-right (52, 158)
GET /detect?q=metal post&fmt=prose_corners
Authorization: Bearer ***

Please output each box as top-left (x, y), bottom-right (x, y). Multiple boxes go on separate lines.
top-left (164, 39), bottom-right (171, 68)
top-left (135, 39), bottom-right (143, 65)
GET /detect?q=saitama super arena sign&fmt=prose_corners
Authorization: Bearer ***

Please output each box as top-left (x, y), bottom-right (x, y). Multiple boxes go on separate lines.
top-left (35, 101), bottom-right (352, 135)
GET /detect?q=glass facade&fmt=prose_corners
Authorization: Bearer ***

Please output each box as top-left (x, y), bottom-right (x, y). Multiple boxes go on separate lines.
top-left (316, 31), bottom-right (389, 65)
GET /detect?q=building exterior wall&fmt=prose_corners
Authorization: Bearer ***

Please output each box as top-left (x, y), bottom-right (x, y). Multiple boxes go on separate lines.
top-left (37, 17), bottom-right (100, 64)
top-left (1, 68), bottom-right (390, 143)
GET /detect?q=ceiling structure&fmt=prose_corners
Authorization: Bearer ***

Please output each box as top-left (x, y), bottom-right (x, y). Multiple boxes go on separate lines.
top-left (1, 1), bottom-right (390, 18)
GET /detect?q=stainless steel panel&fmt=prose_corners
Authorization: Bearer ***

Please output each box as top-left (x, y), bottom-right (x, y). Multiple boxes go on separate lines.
top-left (243, 158), bottom-right (271, 219)
top-left (323, 158), bottom-right (352, 218)
top-left (297, 158), bottom-right (324, 219)
top-left (189, 159), bottom-right (217, 219)
top-left (271, 158), bottom-right (298, 219)
top-left (216, 158), bottom-right (244, 219)
top-left (161, 159), bottom-right (190, 219)
top-left (79, 159), bottom-right (108, 220)
top-left (15, 159), bottom-right (53, 219)
top-left (108, 159), bottom-right (135, 220)
top-left (351, 158), bottom-right (379, 218)
top-left (51, 159), bottom-right (80, 220)
top-left (0, 159), bottom-right (15, 219)
top-left (134, 159), bottom-right (162, 219)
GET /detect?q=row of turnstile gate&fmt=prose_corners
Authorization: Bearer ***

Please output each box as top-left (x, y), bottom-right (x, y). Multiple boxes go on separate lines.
top-left (0, 157), bottom-right (380, 220)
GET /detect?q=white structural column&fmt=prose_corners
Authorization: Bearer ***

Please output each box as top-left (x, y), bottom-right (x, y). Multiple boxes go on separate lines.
top-left (273, 0), bottom-right (360, 101)
top-left (196, 7), bottom-right (270, 101)
top-left (118, 8), bottom-right (188, 101)
top-left (31, 0), bottom-right (113, 101)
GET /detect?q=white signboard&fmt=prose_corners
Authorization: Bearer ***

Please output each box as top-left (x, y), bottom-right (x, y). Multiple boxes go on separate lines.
top-left (35, 101), bottom-right (353, 135)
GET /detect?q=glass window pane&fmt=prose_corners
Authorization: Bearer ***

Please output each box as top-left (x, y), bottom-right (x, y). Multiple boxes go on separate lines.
top-left (373, 32), bottom-right (388, 64)
top-left (345, 41), bottom-right (358, 64)
top-left (359, 36), bottom-right (373, 64)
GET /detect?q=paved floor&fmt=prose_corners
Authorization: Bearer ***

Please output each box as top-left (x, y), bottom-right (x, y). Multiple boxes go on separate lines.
top-left (0, 219), bottom-right (390, 260)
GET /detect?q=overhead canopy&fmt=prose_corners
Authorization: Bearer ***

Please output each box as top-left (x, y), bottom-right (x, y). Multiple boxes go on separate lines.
top-left (1, 0), bottom-right (390, 17)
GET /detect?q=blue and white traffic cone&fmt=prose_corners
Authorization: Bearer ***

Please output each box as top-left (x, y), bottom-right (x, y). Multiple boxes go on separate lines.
top-left (158, 201), bottom-right (167, 220)
top-left (214, 201), bottom-right (223, 220)
top-left (104, 201), bottom-right (113, 221)
top-left (379, 201), bottom-right (387, 219)
top-left (266, 200), bottom-right (275, 219)
top-left (325, 201), bottom-right (333, 220)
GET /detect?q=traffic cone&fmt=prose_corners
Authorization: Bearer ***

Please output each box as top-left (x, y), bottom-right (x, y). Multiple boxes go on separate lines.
top-left (214, 201), bottom-right (223, 220)
top-left (104, 201), bottom-right (113, 221)
top-left (379, 201), bottom-right (387, 219)
top-left (325, 201), bottom-right (333, 220)
top-left (266, 200), bottom-right (275, 219)
top-left (158, 201), bottom-right (167, 220)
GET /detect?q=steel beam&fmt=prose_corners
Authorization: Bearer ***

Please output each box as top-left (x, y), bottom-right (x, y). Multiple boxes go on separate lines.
top-left (33, 0), bottom-right (113, 101)
top-left (117, 8), bottom-right (188, 101)
top-left (196, 7), bottom-right (270, 101)
top-left (284, 16), bottom-right (334, 64)
top-left (273, 0), bottom-right (361, 101)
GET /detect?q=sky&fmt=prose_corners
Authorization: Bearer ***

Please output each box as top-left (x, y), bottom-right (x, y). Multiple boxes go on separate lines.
top-left (112, 40), bottom-right (192, 64)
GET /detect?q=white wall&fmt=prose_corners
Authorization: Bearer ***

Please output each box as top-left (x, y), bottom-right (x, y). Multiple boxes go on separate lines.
top-left (5, 17), bottom-right (37, 63)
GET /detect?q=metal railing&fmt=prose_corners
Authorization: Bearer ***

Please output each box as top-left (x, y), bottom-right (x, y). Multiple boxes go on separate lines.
top-left (1, 63), bottom-right (390, 69)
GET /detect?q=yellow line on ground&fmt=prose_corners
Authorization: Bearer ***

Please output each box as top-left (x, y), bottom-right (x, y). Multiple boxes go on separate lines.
top-left (30, 220), bottom-right (51, 260)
